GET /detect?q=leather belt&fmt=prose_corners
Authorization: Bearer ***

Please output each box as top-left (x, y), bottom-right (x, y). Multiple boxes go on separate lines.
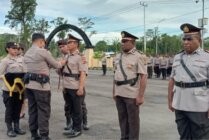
top-left (63, 72), bottom-right (80, 80)
top-left (175, 81), bottom-right (209, 88)
top-left (115, 78), bottom-right (137, 86)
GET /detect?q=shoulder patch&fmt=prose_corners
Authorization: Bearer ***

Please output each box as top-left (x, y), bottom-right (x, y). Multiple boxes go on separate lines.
top-left (137, 50), bottom-right (144, 54)
top-left (80, 55), bottom-right (87, 64)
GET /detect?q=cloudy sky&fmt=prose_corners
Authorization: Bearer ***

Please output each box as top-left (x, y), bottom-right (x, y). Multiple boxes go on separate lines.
top-left (0, 0), bottom-right (209, 44)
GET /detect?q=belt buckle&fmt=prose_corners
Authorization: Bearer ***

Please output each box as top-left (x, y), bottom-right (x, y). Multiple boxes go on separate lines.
top-left (203, 80), bottom-right (209, 89)
top-left (180, 81), bottom-right (185, 88)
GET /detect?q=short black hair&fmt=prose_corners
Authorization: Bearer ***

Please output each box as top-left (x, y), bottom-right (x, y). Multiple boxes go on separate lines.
top-left (32, 33), bottom-right (45, 42)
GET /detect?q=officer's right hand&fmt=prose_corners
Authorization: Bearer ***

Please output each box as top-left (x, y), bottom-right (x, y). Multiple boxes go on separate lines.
top-left (77, 88), bottom-right (84, 96)
top-left (168, 102), bottom-right (175, 112)
top-left (59, 59), bottom-right (67, 65)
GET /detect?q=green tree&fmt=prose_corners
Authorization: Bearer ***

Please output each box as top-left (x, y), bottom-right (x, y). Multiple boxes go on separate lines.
top-left (32, 18), bottom-right (51, 34)
top-left (4, 0), bottom-right (37, 46)
top-left (94, 40), bottom-right (107, 52)
top-left (204, 37), bottom-right (209, 49)
top-left (0, 33), bottom-right (18, 57)
top-left (78, 17), bottom-right (96, 38)
top-left (50, 17), bottom-right (69, 39)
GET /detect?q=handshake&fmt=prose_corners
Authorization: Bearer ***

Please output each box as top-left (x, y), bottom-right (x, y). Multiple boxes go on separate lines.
top-left (59, 59), bottom-right (67, 66)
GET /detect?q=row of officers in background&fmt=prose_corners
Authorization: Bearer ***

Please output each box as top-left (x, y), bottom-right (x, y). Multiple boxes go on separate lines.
top-left (147, 55), bottom-right (174, 79)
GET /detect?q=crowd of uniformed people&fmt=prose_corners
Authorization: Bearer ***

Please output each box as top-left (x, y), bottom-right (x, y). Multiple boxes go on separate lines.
top-left (1, 22), bottom-right (209, 140)
top-left (147, 54), bottom-right (174, 80)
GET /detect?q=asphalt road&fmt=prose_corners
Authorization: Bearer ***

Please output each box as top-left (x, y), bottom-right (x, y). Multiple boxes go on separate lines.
top-left (0, 70), bottom-right (179, 140)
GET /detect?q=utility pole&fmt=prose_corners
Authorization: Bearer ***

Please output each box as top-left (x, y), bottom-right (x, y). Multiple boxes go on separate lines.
top-left (140, 2), bottom-right (148, 53)
top-left (201, 0), bottom-right (205, 49)
top-left (154, 27), bottom-right (158, 55)
top-left (196, 0), bottom-right (207, 49)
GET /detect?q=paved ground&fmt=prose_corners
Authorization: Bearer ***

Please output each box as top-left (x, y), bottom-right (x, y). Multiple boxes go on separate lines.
top-left (0, 70), bottom-right (179, 140)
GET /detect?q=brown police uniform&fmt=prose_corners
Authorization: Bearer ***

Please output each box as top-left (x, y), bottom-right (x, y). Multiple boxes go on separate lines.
top-left (0, 42), bottom-right (26, 137)
top-left (170, 23), bottom-right (209, 139)
top-left (62, 49), bottom-right (88, 134)
top-left (24, 33), bottom-right (63, 139)
top-left (167, 55), bottom-right (174, 77)
top-left (114, 31), bottom-right (147, 140)
top-left (101, 56), bottom-right (107, 76)
top-left (147, 56), bottom-right (153, 78)
top-left (159, 56), bottom-right (168, 79)
top-left (153, 56), bottom-right (160, 78)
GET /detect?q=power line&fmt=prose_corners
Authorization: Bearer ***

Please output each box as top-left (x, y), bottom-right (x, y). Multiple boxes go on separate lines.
top-left (95, 7), bottom-right (209, 34)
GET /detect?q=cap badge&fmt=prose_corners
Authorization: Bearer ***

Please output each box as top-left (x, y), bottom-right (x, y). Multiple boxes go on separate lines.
top-left (183, 25), bottom-right (189, 33)
top-left (121, 32), bottom-right (125, 38)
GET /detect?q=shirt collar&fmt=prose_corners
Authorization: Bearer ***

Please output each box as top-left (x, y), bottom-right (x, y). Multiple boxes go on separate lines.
top-left (70, 49), bottom-right (79, 55)
top-left (126, 47), bottom-right (136, 54)
top-left (7, 54), bottom-right (17, 59)
top-left (183, 47), bottom-right (202, 55)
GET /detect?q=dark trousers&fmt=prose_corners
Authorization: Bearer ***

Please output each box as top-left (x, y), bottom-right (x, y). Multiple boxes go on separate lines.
top-left (81, 89), bottom-right (88, 124)
top-left (63, 88), bottom-right (88, 125)
top-left (160, 68), bottom-right (166, 79)
top-left (167, 66), bottom-right (172, 76)
top-left (3, 91), bottom-right (23, 123)
top-left (175, 110), bottom-right (209, 140)
top-left (147, 66), bottom-right (153, 78)
top-left (65, 88), bottom-right (82, 131)
top-left (116, 96), bottom-right (139, 140)
top-left (63, 89), bottom-right (72, 121)
top-left (154, 65), bottom-right (160, 78)
top-left (102, 65), bottom-right (107, 75)
top-left (26, 88), bottom-right (51, 136)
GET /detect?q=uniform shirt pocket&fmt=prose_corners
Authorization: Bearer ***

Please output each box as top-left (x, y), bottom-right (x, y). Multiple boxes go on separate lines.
top-left (192, 61), bottom-right (207, 76)
top-left (126, 62), bottom-right (136, 72)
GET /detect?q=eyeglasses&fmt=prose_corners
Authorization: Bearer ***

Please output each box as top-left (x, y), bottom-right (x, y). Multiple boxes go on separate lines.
top-left (121, 39), bottom-right (130, 43)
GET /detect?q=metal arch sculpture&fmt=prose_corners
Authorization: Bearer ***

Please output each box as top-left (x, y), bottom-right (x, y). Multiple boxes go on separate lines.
top-left (45, 24), bottom-right (94, 49)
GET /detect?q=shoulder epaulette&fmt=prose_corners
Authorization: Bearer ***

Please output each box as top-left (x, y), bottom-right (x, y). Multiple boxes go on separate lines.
top-left (136, 50), bottom-right (144, 54)
top-left (204, 49), bottom-right (209, 53)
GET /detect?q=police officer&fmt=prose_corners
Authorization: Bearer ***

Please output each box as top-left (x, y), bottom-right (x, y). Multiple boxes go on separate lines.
top-left (0, 42), bottom-right (26, 137)
top-left (147, 55), bottom-right (153, 78)
top-left (24, 33), bottom-right (66, 140)
top-left (168, 23), bottom-right (209, 139)
top-left (159, 55), bottom-right (168, 80)
top-left (101, 54), bottom-right (107, 76)
top-left (113, 31), bottom-right (147, 140)
top-left (56, 39), bottom-right (73, 131)
top-left (167, 55), bottom-right (174, 77)
top-left (153, 55), bottom-right (160, 78)
top-left (62, 34), bottom-right (88, 138)
top-left (17, 43), bottom-right (28, 119)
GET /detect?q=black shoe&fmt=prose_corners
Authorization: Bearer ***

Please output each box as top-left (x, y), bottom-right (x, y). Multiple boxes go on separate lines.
top-left (14, 128), bottom-right (26, 135)
top-left (63, 129), bottom-right (73, 135)
top-left (14, 122), bottom-right (26, 135)
top-left (64, 124), bottom-right (72, 130)
top-left (67, 130), bottom-right (82, 138)
top-left (83, 124), bottom-right (89, 130)
top-left (31, 132), bottom-right (42, 140)
top-left (7, 130), bottom-right (16, 137)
